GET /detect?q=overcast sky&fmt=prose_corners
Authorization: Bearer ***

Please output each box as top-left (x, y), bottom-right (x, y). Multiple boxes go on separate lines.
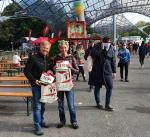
top-left (124, 12), bottom-right (150, 24)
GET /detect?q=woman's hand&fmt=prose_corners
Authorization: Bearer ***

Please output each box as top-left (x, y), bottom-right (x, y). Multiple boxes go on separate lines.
top-left (67, 63), bottom-right (72, 68)
top-left (112, 73), bottom-right (116, 80)
top-left (53, 65), bottom-right (56, 70)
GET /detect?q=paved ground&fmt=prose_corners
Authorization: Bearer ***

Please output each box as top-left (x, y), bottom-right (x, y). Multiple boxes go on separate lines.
top-left (0, 55), bottom-right (150, 137)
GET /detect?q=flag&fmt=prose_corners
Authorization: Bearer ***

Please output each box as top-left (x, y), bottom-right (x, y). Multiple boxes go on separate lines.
top-left (57, 30), bottom-right (62, 38)
top-left (28, 29), bottom-right (32, 41)
top-left (43, 25), bottom-right (51, 36)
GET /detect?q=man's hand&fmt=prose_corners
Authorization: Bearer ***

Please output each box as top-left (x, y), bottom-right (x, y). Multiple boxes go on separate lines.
top-left (35, 80), bottom-right (41, 86)
top-left (112, 73), bottom-right (116, 80)
top-left (47, 70), bottom-right (53, 74)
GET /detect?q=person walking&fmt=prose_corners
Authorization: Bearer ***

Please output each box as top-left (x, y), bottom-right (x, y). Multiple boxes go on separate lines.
top-left (117, 43), bottom-right (130, 82)
top-left (54, 40), bottom-right (79, 129)
top-left (89, 37), bottom-right (116, 111)
top-left (138, 41), bottom-right (148, 68)
top-left (76, 44), bottom-right (86, 81)
top-left (84, 41), bottom-right (95, 92)
top-left (24, 41), bottom-right (54, 136)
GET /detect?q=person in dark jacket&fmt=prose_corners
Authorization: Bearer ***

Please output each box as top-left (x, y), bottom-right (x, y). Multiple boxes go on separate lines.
top-left (24, 41), bottom-right (54, 136)
top-left (54, 40), bottom-right (79, 129)
top-left (89, 37), bottom-right (116, 111)
top-left (84, 41), bottom-right (95, 92)
top-left (138, 41), bottom-right (148, 68)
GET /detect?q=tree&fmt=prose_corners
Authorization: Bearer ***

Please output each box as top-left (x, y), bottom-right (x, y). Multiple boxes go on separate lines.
top-left (2, 3), bottom-right (21, 16)
top-left (0, 3), bottom-right (47, 50)
top-left (121, 21), bottom-right (150, 38)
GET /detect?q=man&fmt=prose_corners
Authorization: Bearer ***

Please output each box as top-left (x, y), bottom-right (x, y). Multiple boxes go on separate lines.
top-left (12, 52), bottom-right (21, 67)
top-left (24, 41), bottom-right (53, 135)
top-left (117, 43), bottom-right (130, 81)
top-left (138, 41), bottom-right (148, 68)
top-left (89, 37), bottom-right (116, 111)
top-left (54, 40), bottom-right (79, 129)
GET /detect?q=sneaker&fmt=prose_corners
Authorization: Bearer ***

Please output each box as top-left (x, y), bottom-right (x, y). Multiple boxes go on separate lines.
top-left (57, 122), bottom-right (65, 128)
top-left (41, 122), bottom-right (49, 128)
top-left (34, 129), bottom-right (44, 136)
top-left (125, 79), bottom-right (129, 82)
top-left (105, 105), bottom-right (114, 111)
top-left (96, 103), bottom-right (103, 109)
top-left (76, 79), bottom-right (80, 81)
top-left (71, 122), bottom-right (79, 129)
top-left (120, 79), bottom-right (123, 82)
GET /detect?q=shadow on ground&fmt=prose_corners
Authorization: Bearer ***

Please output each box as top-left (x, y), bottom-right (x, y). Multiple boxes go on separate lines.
top-left (126, 105), bottom-right (150, 114)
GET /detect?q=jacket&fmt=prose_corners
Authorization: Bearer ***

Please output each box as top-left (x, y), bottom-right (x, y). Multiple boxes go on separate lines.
top-left (118, 48), bottom-right (130, 64)
top-left (89, 44), bottom-right (116, 88)
top-left (24, 53), bottom-right (54, 86)
top-left (138, 44), bottom-right (148, 57)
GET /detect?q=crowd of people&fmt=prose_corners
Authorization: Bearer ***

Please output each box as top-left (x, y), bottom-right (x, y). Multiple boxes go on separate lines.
top-left (23, 37), bottom-right (150, 136)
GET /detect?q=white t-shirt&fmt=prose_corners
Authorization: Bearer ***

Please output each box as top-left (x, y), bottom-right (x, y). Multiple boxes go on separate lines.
top-left (13, 55), bottom-right (21, 64)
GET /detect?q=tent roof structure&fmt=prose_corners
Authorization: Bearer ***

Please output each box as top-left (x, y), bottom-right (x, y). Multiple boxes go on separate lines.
top-left (0, 0), bottom-right (150, 37)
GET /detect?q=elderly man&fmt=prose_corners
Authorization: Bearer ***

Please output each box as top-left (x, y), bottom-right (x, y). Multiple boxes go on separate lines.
top-left (24, 41), bottom-right (54, 136)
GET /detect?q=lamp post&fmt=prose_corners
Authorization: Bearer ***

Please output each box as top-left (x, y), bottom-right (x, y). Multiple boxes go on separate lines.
top-left (11, 42), bottom-right (13, 51)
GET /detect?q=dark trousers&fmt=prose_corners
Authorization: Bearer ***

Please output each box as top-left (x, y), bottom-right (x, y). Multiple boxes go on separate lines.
top-left (139, 56), bottom-right (145, 66)
top-left (76, 66), bottom-right (85, 80)
top-left (94, 86), bottom-right (112, 107)
top-left (120, 63), bottom-right (129, 80)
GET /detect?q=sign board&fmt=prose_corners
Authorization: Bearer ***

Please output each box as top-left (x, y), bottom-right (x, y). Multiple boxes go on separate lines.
top-left (67, 21), bottom-right (86, 38)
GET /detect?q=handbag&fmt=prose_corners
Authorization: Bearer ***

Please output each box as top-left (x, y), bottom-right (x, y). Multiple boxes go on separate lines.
top-left (87, 56), bottom-right (93, 72)
top-left (40, 83), bottom-right (57, 103)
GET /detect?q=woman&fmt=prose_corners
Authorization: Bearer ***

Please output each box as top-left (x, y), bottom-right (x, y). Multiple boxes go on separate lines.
top-left (76, 44), bottom-right (86, 81)
top-left (54, 40), bottom-right (79, 129)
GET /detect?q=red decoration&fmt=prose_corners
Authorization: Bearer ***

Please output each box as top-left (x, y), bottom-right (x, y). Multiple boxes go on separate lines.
top-left (43, 25), bottom-right (51, 36)
top-left (33, 37), bottom-right (57, 45)
top-left (28, 29), bottom-right (32, 41)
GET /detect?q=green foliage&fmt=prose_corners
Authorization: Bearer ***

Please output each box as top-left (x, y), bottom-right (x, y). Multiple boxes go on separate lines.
top-left (121, 21), bottom-right (150, 38)
top-left (0, 3), bottom-right (47, 50)
top-left (2, 3), bottom-right (21, 16)
top-left (49, 41), bottom-right (59, 58)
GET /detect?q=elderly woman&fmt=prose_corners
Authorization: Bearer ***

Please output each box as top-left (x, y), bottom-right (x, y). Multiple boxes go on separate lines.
top-left (54, 40), bottom-right (79, 129)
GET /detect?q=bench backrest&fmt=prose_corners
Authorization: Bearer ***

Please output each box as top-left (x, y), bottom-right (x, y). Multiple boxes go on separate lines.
top-left (0, 62), bottom-right (14, 72)
top-left (0, 76), bottom-right (28, 81)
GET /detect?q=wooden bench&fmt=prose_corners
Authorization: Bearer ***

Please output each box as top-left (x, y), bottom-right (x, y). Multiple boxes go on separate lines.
top-left (0, 62), bottom-right (18, 76)
top-left (0, 76), bottom-right (32, 116)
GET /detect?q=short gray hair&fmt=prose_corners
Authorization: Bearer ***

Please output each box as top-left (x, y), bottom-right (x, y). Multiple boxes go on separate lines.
top-left (58, 40), bottom-right (69, 48)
